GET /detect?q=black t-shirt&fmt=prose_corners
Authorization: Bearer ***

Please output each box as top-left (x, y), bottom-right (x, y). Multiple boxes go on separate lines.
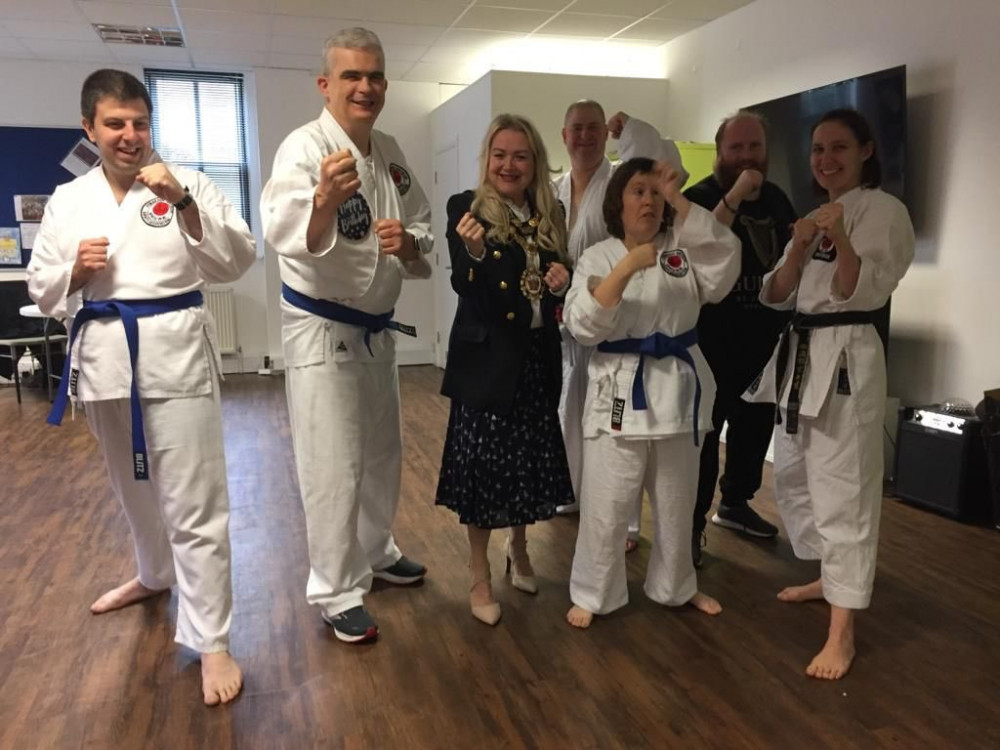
top-left (684, 174), bottom-right (797, 385)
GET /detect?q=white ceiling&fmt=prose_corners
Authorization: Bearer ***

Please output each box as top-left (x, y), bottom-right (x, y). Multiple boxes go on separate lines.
top-left (0, 0), bottom-right (755, 84)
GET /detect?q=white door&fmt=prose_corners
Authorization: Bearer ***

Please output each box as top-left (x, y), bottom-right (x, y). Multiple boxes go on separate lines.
top-left (433, 143), bottom-right (460, 368)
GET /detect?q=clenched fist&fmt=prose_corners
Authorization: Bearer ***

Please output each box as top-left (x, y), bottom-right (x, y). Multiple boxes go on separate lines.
top-left (791, 217), bottom-right (819, 254)
top-left (657, 164), bottom-right (685, 204)
top-left (375, 219), bottom-right (418, 261)
top-left (626, 242), bottom-right (659, 274)
top-left (315, 149), bottom-right (361, 211)
top-left (136, 164), bottom-right (186, 205)
top-left (69, 237), bottom-right (110, 293)
top-left (814, 202), bottom-right (846, 243)
top-left (607, 111), bottom-right (630, 139)
top-left (731, 168), bottom-right (764, 202)
top-left (544, 261), bottom-right (569, 292)
top-left (456, 212), bottom-right (486, 258)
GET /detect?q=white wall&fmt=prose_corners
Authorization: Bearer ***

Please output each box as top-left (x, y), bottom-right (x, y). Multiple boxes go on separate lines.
top-left (660, 0), bottom-right (1000, 406)
top-left (489, 71), bottom-right (673, 176)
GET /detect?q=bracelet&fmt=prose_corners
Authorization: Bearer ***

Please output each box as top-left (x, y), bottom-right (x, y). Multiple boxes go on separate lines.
top-left (721, 194), bottom-right (737, 213)
top-left (173, 187), bottom-right (194, 210)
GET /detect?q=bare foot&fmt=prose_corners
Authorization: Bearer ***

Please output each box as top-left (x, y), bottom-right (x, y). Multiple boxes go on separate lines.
top-left (806, 604), bottom-right (855, 680)
top-left (778, 578), bottom-right (824, 603)
top-left (806, 633), bottom-right (855, 680)
top-left (625, 538), bottom-right (639, 554)
top-left (90, 577), bottom-right (168, 614)
top-left (688, 591), bottom-right (722, 616)
top-left (202, 652), bottom-right (243, 706)
top-left (566, 605), bottom-right (594, 628)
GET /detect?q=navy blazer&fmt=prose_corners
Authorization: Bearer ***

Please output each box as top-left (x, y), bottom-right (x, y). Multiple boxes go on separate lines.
top-left (440, 190), bottom-right (566, 416)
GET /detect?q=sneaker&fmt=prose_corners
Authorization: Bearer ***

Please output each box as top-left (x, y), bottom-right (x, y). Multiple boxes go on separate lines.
top-left (322, 605), bottom-right (379, 643)
top-left (711, 504), bottom-right (778, 538)
top-left (556, 501), bottom-right (580, 515)
top-left (692, 529), bottom-right (706, 568)
top-left (373, 555), bottom-right (427, 585)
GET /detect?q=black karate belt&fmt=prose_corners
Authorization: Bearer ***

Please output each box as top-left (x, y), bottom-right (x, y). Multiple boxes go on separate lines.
top-left (774, 310), bottom-right (878, 434)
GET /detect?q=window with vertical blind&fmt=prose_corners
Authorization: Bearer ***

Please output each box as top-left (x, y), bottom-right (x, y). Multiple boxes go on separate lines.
top-left (143, 69), bottom-right (252, 228)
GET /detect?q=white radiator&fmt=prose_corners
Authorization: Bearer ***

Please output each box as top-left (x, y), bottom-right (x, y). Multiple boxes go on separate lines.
top-left (204, 287), bottom-right (238, 354)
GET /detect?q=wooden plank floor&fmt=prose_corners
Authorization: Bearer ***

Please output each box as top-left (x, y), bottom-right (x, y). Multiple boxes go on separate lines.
top-left (1, 369), bottom-right (998, 749)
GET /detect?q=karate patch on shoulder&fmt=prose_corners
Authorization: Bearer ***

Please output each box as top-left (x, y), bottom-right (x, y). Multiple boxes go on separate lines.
top-left (337, 193), bottom-right (372, 240)
top-left (660, 248), bottom-right (689, 277)
top-left (812, 235), bottom-right (837, 262)
top-left (140, 198), bottom-right (174, 228)
top-left (389, 163), bottom-right (411, 196)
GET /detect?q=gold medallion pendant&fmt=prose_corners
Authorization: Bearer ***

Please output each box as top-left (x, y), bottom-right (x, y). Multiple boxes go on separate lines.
top-left (509, 209), bottom-right (547, 302)
top-left (520, 268), bottom-right (545, 301)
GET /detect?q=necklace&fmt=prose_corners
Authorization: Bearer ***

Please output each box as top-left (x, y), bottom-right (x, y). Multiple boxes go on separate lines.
top-left (508, 209), bottom-right (545, 302)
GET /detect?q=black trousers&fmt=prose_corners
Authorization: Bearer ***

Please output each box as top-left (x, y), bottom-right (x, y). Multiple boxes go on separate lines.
top-left (693, 376), bottom-right (777, 533)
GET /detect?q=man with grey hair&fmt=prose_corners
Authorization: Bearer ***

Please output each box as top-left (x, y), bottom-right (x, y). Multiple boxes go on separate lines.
top-left (261, 27), bottom-right (433, 643)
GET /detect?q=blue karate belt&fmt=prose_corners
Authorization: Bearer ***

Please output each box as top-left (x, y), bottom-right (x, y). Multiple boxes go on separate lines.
top-left (597, 329), bottom-right (702, 446)
top-left (281, 283), bottom-right (417, 356)
top-left (47, 290), bottom-right (205, 481)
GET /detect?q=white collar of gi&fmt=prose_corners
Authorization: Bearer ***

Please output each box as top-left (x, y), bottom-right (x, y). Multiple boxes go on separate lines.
top-left (319, 108), bottom-right (378, 165)
top-left (833, 184), bottom-right (867, 208)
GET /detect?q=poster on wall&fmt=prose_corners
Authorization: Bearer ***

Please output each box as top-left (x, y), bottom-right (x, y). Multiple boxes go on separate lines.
top-left (13, 195), bottom-right (49, 222)
top-left (19, 223), bottom-right (39, 250)
top-left (0, 227), bottom-right (22, 265)
top-left (60, 138), bottom-right (101, 177)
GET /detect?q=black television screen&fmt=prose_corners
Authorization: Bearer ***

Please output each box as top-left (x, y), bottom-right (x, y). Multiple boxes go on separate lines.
top-left (746, 66), bottom-right (907, 354)
top-left (748, 65), bottom-right (907, 217)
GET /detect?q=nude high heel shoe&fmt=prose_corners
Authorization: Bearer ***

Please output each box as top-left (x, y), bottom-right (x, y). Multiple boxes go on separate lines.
top-left (503, 538), bottom-right (538, 595)
top-left (470, 575), bottom-right (501, 626)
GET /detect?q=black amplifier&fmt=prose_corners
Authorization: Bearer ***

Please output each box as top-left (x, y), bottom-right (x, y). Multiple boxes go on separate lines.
top-left (893, 405), bottom-right (990, 521)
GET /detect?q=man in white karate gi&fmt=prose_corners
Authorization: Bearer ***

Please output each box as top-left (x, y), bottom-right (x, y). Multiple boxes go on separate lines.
top-left (261, 28), bottom-right (432, 643)
top-left (28, 69), bottom-right (256, 705)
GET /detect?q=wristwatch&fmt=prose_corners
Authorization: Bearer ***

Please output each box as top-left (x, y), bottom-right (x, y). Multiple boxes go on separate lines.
top-left (173, 187), bottom-right (194, 210)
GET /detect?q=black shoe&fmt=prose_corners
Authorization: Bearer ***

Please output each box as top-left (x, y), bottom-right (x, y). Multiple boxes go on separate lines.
top-left (711, 504), bottom-right (778, 538)
top-left (692, 529), bottom-right (706, 568)
top-left (322, 605), bottom-right (379, 643)
top-left (373, 555), bottom-right (427, 585)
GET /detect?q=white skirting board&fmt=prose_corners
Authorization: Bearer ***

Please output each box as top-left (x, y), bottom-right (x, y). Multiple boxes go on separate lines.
top-left (218, 348), bottom-right (436, 375)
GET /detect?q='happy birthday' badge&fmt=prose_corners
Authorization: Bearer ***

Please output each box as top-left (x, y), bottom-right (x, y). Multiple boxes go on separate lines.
top-left (337, 193), bottom-right (372, 240)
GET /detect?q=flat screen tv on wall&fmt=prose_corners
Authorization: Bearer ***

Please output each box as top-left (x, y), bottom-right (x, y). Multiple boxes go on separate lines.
top-left (747, 65), bottom-right (907, 353)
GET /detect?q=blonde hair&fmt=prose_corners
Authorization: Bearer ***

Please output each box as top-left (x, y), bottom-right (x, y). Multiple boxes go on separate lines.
top-left (471, 114), bottom-right (568, 260)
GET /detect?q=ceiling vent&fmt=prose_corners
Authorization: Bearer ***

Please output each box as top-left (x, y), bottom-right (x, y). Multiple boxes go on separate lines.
top-left (93, 24), bottom-right (185, 47)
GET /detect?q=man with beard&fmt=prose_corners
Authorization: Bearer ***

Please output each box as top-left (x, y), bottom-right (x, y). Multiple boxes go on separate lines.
top-left (686, 111), bottom-right (797, 565)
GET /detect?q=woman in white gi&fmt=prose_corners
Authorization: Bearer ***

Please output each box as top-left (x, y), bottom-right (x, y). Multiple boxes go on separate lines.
top-left (563, 157), bottom-right (740, 628)
top-left (27, 70), bottom-right (256, 704)
top-left (436, 114), bottom-right (573, 626)
top-left (555, 102), bottom-right (688, 554)
top-left (747, 108), bottom-right (914, 679)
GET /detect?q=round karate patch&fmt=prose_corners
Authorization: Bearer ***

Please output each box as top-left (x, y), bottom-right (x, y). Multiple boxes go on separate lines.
top-left (337, 193), bottom-right (372, 240)
top-left (140, 198), bottom-right (174, 228)
top-left (660, 248), bottom-right (689, 277)
top-left (389, 163), bottom-right (411, 196)
top-left (812, 235), bottom-right (837, 262)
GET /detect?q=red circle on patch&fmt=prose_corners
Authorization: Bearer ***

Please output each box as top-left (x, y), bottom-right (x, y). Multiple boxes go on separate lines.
top-left (667, 254), bottom-right (682, 268)
top-left (821, 237), bottom-right (833, 250)
top-left (153, 202), bottom-right (170, 216)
